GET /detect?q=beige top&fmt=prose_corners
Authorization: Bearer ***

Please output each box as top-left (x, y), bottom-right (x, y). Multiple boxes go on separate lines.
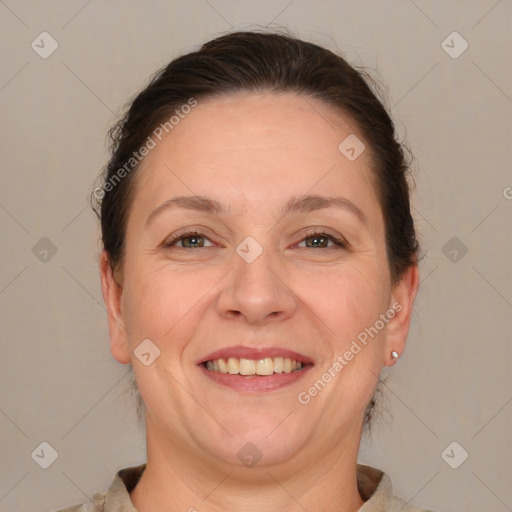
top-left (55, 463), bottom-right (435, 512)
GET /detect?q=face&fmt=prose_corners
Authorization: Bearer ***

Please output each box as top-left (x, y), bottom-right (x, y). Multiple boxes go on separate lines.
top-left (101, 92), bottom-right (418, 470)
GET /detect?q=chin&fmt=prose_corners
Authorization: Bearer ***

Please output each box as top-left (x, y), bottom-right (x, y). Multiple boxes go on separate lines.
top-left (193, 417), bottom-right (313, 469)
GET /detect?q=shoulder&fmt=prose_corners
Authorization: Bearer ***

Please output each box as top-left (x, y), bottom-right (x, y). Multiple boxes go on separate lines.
top-left (52, 463), bottom-right (145, 512)
top-left (386, 495), bottom-right (437, 511)
top-left (53, 491), bottom-right (106, 512)
top-left (388, 496), bottom-right (437, 511)
top-left (356, 464), bottom-right (437, 512)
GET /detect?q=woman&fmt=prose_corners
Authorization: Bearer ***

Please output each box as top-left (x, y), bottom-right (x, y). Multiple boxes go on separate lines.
top-left (58, 30), bottom-right (434, 511)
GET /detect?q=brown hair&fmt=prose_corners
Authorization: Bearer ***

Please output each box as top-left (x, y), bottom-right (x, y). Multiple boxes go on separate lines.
top-left (93, 29), bottom-right (420, 429)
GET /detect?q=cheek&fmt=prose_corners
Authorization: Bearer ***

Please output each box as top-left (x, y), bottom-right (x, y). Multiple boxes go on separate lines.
top-left (294, 266), bottom-right (390, 427)
top-left (313, 266), bottom-right (389, 403)
top-left (121, 259), bottom-right (214, 345)
top-left (304, 260), bottom-right (389, 336)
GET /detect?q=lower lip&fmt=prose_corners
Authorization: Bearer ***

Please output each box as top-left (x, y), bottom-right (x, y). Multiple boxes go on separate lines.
top-left (198, 363), bottom-right (314, 392)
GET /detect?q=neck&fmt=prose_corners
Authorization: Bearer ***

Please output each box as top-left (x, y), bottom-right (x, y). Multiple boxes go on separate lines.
top-left (131, 419), bottom-right (366, 512)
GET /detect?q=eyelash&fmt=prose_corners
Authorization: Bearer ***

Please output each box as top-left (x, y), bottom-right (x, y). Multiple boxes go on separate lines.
top-left (164, 230), bottom-right (348, 250)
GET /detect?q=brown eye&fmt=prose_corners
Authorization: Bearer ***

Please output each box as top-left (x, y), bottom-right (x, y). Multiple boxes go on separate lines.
top-left (179, 234), bottom-right (205, 248)
top-left (165, 231), bottom-right (213, 248)
top-left (298, 231), bottom-right (347, 249)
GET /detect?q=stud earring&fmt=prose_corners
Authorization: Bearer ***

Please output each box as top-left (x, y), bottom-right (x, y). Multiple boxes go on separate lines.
top-left (391, 351), bottom-right (399, 360)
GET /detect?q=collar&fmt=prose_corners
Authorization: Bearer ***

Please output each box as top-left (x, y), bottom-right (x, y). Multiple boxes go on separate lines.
top-left (97, 463), bottom-right (396, 512)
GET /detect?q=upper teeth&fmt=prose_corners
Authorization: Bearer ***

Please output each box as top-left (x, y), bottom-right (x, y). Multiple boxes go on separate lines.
top-left (205, 357), bottom-right (303, 375)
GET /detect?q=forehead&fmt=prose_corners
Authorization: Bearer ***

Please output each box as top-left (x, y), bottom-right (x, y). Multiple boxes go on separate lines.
top-left (130, 92), bottom-right (380, 228)
top-left (149, 92), bottom-right (364, 166)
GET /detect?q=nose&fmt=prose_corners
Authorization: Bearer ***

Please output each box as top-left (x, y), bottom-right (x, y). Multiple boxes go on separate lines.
top-left (216, 244), bottom-right (297, 325)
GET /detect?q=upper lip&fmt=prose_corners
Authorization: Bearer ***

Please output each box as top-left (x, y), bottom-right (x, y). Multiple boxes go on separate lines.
top-left (197, 345), bottom-right (314, 365)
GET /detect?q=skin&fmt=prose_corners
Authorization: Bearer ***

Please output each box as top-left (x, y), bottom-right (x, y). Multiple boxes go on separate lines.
top-left (100, 92), bottom-right (419, 512)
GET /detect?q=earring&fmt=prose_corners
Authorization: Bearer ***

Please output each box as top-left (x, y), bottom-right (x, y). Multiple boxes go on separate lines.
top-left (391, 351), bottom-right (399, 360)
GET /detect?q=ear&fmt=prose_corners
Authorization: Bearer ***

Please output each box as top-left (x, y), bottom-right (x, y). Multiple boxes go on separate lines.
top-left (384, 264), bottom-right (419, 366)
top-left (99, 250), bottom-right (131, 364)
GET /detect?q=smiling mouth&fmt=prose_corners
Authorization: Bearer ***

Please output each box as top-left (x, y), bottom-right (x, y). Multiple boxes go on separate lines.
top-left (203, 357), bottom-right (307, 376)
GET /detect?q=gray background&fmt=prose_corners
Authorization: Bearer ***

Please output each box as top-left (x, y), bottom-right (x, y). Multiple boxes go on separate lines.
top-left (1, 1), bottom-right (511, 511)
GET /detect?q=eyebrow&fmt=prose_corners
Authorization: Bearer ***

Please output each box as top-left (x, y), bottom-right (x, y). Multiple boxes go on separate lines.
top-left (145, 194), bottom-right (367, 227)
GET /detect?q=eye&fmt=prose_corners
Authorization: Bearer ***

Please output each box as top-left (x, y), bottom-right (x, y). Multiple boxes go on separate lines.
top-left (164, 230), bottom-right (214, 248)
top-left (163, 230), bottom-right (347, 250)
top-left (297, 231), bottom-right (347, 249)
